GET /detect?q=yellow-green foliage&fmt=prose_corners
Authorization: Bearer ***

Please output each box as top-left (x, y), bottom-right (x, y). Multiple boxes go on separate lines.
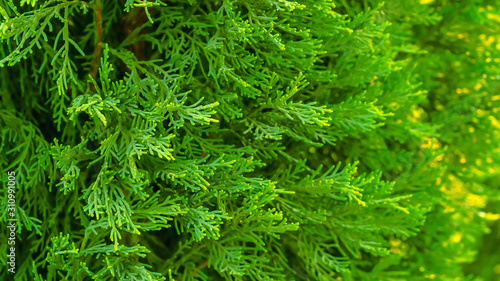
top-left (0, 0), bottom-right (499, 280)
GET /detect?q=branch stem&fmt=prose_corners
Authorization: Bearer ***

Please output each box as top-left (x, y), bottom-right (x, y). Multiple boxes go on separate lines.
top-left (89, 0), bottom-right (103, 84)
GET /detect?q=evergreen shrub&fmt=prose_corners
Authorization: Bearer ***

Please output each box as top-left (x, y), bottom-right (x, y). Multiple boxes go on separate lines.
top-left (1, 0), bottom-right (500, 280)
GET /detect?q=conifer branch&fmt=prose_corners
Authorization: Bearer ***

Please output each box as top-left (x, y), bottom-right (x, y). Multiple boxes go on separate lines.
top-left (1, 1), bottom-right (499, 280)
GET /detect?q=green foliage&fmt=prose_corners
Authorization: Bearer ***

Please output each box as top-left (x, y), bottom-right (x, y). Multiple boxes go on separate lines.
top-left (1, 0), bottom-right (499, 280)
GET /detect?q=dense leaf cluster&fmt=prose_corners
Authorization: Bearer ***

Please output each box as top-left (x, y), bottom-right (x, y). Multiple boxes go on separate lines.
top-left (1, 0), bottom-right (499, 280)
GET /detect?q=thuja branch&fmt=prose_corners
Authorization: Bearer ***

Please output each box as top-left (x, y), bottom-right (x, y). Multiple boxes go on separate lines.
top-left (2, 1), bottom-right (499, 280)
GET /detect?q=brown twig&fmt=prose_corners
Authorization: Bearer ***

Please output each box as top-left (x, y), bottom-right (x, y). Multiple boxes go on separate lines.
top-left (121, 7), bottom-right (150, 61)
top-left (89, 0), bottom-right (103, 89)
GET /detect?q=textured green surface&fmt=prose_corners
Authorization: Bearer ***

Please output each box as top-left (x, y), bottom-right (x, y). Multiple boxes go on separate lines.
top-left (1, 0), bottom-right (499, 280)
